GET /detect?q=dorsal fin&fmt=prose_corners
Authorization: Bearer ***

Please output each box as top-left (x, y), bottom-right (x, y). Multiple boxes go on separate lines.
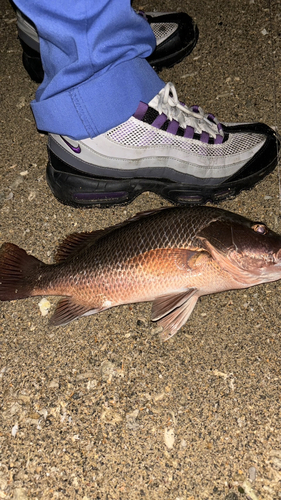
top-left (124, 207), bottom-right (169, 222)
top-left (54, 208), bottom-right (170, 263)
top-left (54, 231), bottom-right (100, 263)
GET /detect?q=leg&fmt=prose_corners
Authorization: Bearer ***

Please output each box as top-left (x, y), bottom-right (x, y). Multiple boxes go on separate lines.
top-left (12, 1), bottom-right (280, 208)
top-left (13, 0), bottom-right (164, 138)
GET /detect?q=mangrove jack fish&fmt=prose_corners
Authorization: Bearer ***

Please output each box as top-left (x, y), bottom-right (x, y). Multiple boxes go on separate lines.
top-left (1, 206), bottom-right (281, 341)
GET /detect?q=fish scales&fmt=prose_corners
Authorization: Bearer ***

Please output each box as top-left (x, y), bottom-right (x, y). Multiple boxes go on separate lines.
top-left (39, 207), bottom-right (223, 301)
top-left (34, 209), bottom-right (199, 290)
top-left (1, 206), bottom-right (281, 340)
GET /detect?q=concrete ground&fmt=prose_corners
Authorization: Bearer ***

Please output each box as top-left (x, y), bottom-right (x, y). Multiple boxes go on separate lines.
top-left (0, 0), bottom-right (281, 498)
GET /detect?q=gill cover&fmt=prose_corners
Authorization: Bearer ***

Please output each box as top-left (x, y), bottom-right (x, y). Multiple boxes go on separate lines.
top-left (197, 214), bottom-right (281, 283)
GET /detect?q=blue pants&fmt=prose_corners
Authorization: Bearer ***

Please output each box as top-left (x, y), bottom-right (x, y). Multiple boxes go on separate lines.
top-left (13, 1), bottom-right (165, 139)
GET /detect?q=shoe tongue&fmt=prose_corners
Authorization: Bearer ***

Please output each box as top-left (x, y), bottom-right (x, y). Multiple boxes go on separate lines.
top-left (149, 93), bottom-right (219, 137)
top-left (148, 92), bottom-right (162, 110)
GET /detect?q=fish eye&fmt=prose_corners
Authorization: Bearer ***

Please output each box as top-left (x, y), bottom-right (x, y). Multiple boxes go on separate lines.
top-left (251, 223), bottom-right (268, 235)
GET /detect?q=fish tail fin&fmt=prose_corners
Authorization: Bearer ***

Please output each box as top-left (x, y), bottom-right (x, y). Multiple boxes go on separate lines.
top-left (0, 243), bottom-right (43, 301)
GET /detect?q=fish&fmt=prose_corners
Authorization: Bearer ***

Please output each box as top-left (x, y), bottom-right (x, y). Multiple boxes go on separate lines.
top-left (1, 206), bottom-right (281, 341)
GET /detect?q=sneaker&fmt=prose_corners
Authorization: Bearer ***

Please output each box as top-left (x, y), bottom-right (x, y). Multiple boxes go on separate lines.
top-left (46, 82), bottom-right (280, 208)
top-left (15, 9), bottom-right (199, 83)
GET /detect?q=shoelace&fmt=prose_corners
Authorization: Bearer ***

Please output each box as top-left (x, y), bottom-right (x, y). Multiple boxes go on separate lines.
top-left (153, 82), bottom-right (224, 140)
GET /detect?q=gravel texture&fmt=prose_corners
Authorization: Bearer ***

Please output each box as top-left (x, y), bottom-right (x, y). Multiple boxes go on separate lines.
top-left (1, 0), bottom-right (281, 498)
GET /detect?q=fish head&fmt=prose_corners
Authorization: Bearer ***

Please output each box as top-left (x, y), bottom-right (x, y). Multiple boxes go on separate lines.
top-left (197, 211), bottom-right (281, 285)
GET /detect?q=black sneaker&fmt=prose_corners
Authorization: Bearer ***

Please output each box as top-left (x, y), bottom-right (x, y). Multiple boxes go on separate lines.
top-left (46, 82), bottom-right (280, 208)
top-left (15, 9), bottom-right (199, 83)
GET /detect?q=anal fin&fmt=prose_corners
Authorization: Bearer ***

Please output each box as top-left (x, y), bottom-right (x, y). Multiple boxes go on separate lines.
top-left (151, 289), bottom-right (198, 341)
top-left (49, 297), bottom-right (101, 326)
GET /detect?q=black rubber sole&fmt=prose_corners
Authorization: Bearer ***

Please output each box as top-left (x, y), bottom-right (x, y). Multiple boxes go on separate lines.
top-left (46, 146), bottom-right (279, 209)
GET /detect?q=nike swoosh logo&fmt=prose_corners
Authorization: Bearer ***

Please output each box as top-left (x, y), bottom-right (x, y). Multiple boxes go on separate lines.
top-left (61, 136), bottom-right (81, 154)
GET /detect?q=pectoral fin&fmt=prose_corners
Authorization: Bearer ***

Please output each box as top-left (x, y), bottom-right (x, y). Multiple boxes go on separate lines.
top-left (151, 289), bottom-right (198, 341)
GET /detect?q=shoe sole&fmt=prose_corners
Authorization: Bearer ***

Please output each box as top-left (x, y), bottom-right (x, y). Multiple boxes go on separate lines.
top-left (46, 147), bottom-right (279, 208)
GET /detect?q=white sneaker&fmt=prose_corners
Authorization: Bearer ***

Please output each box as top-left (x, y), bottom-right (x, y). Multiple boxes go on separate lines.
top-left (46, 82), bottom-right (280, 207)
